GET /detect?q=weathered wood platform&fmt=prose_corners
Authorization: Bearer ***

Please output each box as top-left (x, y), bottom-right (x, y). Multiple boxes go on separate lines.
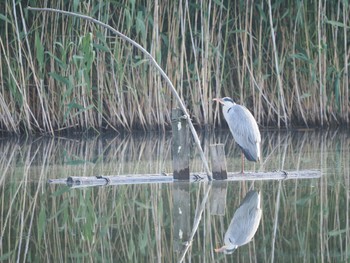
top-left (48, 170), bottom-right (321, 188)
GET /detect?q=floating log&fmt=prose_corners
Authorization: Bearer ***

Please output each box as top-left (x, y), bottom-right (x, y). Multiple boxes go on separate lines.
top-left (47, 170), bottom-right (321, 188)
top-left (225, 170), bottom-right (321, 181)
top-left (171, 108), bottom-right (190, 180)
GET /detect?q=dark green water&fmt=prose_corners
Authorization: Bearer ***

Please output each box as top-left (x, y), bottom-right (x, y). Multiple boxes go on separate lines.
top-left (0, 130), bottom-right (349, 262)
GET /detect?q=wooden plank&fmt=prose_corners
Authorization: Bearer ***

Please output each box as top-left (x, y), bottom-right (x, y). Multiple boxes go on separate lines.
top-left (171, 108), bottom-right (190, 180)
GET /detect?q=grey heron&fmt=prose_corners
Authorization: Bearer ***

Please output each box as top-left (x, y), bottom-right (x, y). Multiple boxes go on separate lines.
top-left (213, 97), bottom-right (261, 173)
top-left (215, 190), bottom-right (262, 254)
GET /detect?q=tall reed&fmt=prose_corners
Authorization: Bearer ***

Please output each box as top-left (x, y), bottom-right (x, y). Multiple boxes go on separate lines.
top-left (0, 0), bottom-right (349, 134)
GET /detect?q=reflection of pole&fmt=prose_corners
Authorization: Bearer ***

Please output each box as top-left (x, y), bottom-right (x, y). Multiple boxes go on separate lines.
top-left (171, 109), bottom-right (190, 180)
top-left (178, 182), bottom-right (212, 262)
top-left (210, 181), bottom-right (227, 215)
top-left (173, 182), bottom-right (191, 252)
top-left (271, 180), bottom-right (282, 263)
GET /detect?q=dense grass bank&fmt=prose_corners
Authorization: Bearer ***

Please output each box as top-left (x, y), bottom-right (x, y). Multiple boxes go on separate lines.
top-left (0, 0), bottom-right (349, 134)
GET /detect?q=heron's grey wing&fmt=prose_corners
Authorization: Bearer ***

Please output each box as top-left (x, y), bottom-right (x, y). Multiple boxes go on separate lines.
top-left (225, 105), bottom-right (261, 161)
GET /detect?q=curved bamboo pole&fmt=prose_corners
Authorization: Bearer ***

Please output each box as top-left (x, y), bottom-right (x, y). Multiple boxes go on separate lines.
top-left (27, 6), bottom-right (212, 180)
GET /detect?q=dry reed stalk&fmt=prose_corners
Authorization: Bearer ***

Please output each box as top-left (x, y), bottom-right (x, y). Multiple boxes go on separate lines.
top-left (292, 7), bottom-right (308, 127)
top-left (342, 3), bottom-right (349, 124)
top-left (0, 40), bottom-right (18, 133)
top-left (317, 1), bottom-right (325, 126)
top-left (267, 0), bottom-right (288, 128)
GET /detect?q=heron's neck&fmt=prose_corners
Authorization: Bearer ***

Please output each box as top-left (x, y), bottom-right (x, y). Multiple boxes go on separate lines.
top-left (223, 103), bottom-right (235, 114)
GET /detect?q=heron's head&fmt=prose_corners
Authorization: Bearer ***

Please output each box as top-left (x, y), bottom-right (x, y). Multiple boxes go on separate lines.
top-left (213, 97), bottom-right (235, 106)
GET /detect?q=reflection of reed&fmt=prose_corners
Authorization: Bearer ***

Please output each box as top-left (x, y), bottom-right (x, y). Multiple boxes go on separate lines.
top-left (0, 130), bottom-right (348, 262)
top-left (0, 134), bottom-right (174, 181)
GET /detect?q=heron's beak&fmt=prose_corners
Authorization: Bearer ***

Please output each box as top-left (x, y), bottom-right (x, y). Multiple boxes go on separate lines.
top-left (214, 245), bottom-right (227, 253)
top-left (213, 98), bottom-right (224, 104)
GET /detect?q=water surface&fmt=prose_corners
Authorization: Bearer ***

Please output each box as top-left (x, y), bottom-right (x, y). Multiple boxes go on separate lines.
top-left (0, 130), bottom-right (349, 262)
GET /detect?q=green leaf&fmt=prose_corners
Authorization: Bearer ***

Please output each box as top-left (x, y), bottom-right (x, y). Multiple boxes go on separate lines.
top-left (0, 251), bottom-right (13, 260)
top-left (73, 0), bottom-right (79, 12)
top-left (256, 3), bottom-right (267, 22)
top-left (37, 203), bottom-right (47, 246)
top-left (51, 186), bottom-right (70, 197)
top-left (64, 101), bottom-right (94, 122)
top-left (134, 200), bottom-right (151, 209)
top-left (124, 9), bottom-right (132, 30)
top-left (35, 32), bottom-right (45, 72)
top-left (295, 192), bottom-right (316, 205)
top-left (300, 93), bottom-right (311, 99)
top-left (93, 43), bottom-right (109, 52)
top-left (67, 102), bottom-right (85, 110)
top-left (213, 0), bottom-right (227, 10)
top-left (289, 53), bottom-right (313, 64)
top-left (325, 20), bottom-right (349, 28)
top-left (49, 72), bottom-right (71, 86)
top-left (133, 58), bottom-right (149, 67)
top-left (328, 228), bottom-right (348, 237)
top-left (0, 13), bottom-right (11, 24)
top-left (136, 11), bottom-right (146, 39)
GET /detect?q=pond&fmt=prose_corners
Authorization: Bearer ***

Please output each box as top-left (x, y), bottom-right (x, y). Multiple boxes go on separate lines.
top-left (0, 129), bottom-right (349, 262)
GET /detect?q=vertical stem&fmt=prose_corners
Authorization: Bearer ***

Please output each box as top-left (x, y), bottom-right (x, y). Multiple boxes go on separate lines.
top-left (317, 0), bottom-right (323, 126)
top-left (292, 4), bottom-right (308, 127)
top-left (267, 0), bottom-right (288, 128)
top-left (317, 0), bottom-right (328, 126)
top-left (257, 1), bottom-right (264, 124)
top-left (12, 0), bottom-right (32, 132)
top-left (343, 0), bottom-right (349, 124)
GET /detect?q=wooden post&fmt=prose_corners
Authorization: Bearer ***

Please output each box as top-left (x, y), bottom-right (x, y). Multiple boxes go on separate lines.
top-left (210, 144), bottom-right (228, 180)
top-left (171, 108), bottom-right (190, 180)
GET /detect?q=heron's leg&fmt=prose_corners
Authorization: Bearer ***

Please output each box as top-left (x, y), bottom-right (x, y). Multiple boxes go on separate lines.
top-left (241, 151), bottom-right (245, 174)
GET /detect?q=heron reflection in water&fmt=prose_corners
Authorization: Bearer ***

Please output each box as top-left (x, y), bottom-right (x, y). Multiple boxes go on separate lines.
top-left (215, 190), bottom-right (262, 254)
